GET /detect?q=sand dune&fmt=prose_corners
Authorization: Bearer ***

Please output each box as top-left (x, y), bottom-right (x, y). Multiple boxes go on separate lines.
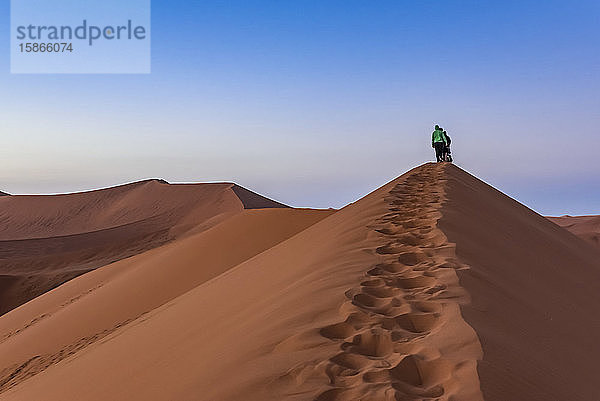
top-left (1, 164), bottom-right (599, 400)
top-left (0, 207), bottom-right (332, 395)
top-left (548, 215), bottom-right (600, 248)
top-left (439, 165), bottom-right (600, 401)
top-left (0, 180), bottom-right (288, 315)
top-left (2, 164), bottom-right (481, 400)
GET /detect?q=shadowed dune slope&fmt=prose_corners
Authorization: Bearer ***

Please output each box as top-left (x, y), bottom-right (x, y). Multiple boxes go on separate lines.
top-left (548, 215), bottom-right (600, 248)
top-left (232, 184), bottom-right (289, 209)
top-left (439, 164), bottom-right (600, 401)
top-left (0, 208), bottom-right (332, 396)
top-left (1, 164), bottom-right (483, 401)
top-left (0, 179), bottom-right (287, 315)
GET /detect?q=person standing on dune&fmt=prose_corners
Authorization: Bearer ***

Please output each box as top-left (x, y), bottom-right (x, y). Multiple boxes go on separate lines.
top-left (442, 130), bottom-right (452, 162)
top-left (431, 125), bottom-right (447, 162)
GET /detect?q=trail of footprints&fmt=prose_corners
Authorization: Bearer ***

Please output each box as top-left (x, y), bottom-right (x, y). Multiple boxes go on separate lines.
top-left (0, 311), bottom-right (150, 394)
top-left (315, 167), bottom-right (466, 401)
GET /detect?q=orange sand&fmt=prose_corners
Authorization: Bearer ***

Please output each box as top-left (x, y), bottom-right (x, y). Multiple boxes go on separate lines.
top-left (1, 164), bottom-right (599, 400)
top-left (548, 215), bottom-right (600, 248)
top-left (0, 180), bottom-right (287, 314)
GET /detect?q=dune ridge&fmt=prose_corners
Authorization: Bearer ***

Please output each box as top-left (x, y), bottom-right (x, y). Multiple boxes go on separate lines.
top-left (0, 179), bottom-right (288, 315)
top-left (0, 179), bottom-right (287, 241)
top-left (0, 208), bottom-right (332, 395)
top-left (312, 164), bottom-right (482, 400)
top-left (1, 164), bottom-right (599, 400)
top-left (0, 163), bottom-right (483, 401)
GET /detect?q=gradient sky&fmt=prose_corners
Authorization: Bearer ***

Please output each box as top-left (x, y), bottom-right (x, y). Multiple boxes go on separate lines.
top-left (1, 0), bottom-right (599, 215)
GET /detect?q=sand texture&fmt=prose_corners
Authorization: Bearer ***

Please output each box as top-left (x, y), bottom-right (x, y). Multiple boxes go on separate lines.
top-left (0, 180), bottom-right (288, 315)
top-left (548, 215), bottom-right (600, 248)
top-left (1, 164), bottom-right (599, 400)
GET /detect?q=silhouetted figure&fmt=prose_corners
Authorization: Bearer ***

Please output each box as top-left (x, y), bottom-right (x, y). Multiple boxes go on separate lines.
top-left (442, 130), bottom-right (452, 162)
top-left (431, 125), bottom-right (447, 162)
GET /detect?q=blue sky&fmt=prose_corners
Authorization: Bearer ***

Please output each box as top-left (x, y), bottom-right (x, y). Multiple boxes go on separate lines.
top-left (1, 0), bottom-right (598, 215)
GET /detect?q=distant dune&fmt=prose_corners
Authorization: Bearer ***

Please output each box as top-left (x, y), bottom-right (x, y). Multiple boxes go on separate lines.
top-left (547, 215), bottom-right (600, 248)
top-left (0, 179), bottom-right (289, 315)
top-left (1, 164), bottom-right (599, 400)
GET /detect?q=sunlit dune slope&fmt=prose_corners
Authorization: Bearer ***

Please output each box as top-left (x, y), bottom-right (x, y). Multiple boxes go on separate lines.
top-left (0, 207), bottom-right (332, 396)
top-left (2, 164), bottom-right (600, 401)
top-left (1, 164), bottom-right (484, 401)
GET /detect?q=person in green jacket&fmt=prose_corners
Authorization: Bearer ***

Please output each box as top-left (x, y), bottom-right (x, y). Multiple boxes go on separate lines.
top-left (431, 125), bottom-right (447, 162)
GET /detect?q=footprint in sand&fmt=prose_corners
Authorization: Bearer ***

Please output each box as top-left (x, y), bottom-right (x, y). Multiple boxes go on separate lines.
top-left (314, 168), bottom-right (474, 401)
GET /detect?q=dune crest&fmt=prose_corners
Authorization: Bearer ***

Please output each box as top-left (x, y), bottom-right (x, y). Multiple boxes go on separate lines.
top-left (0, 164), bottom-right (483, 401)
top-left (0, 179), bottom-right (287, 315)
top-left (1, 164), bottom-right (599, 400)
top-left (310, 164), bottom-right (482, 400)
top-left (0, 208), bottom-right (332, 395)
top-left (0, 179), bottom-right (287, 241)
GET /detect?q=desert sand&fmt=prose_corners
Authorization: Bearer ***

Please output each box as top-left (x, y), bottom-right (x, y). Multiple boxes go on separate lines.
top-left (0, 180), bottom-right (288, 315)
top-left (548, 215), bottom-right (600, 248)
top-left (1, 163), bottom-right (599, 400)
